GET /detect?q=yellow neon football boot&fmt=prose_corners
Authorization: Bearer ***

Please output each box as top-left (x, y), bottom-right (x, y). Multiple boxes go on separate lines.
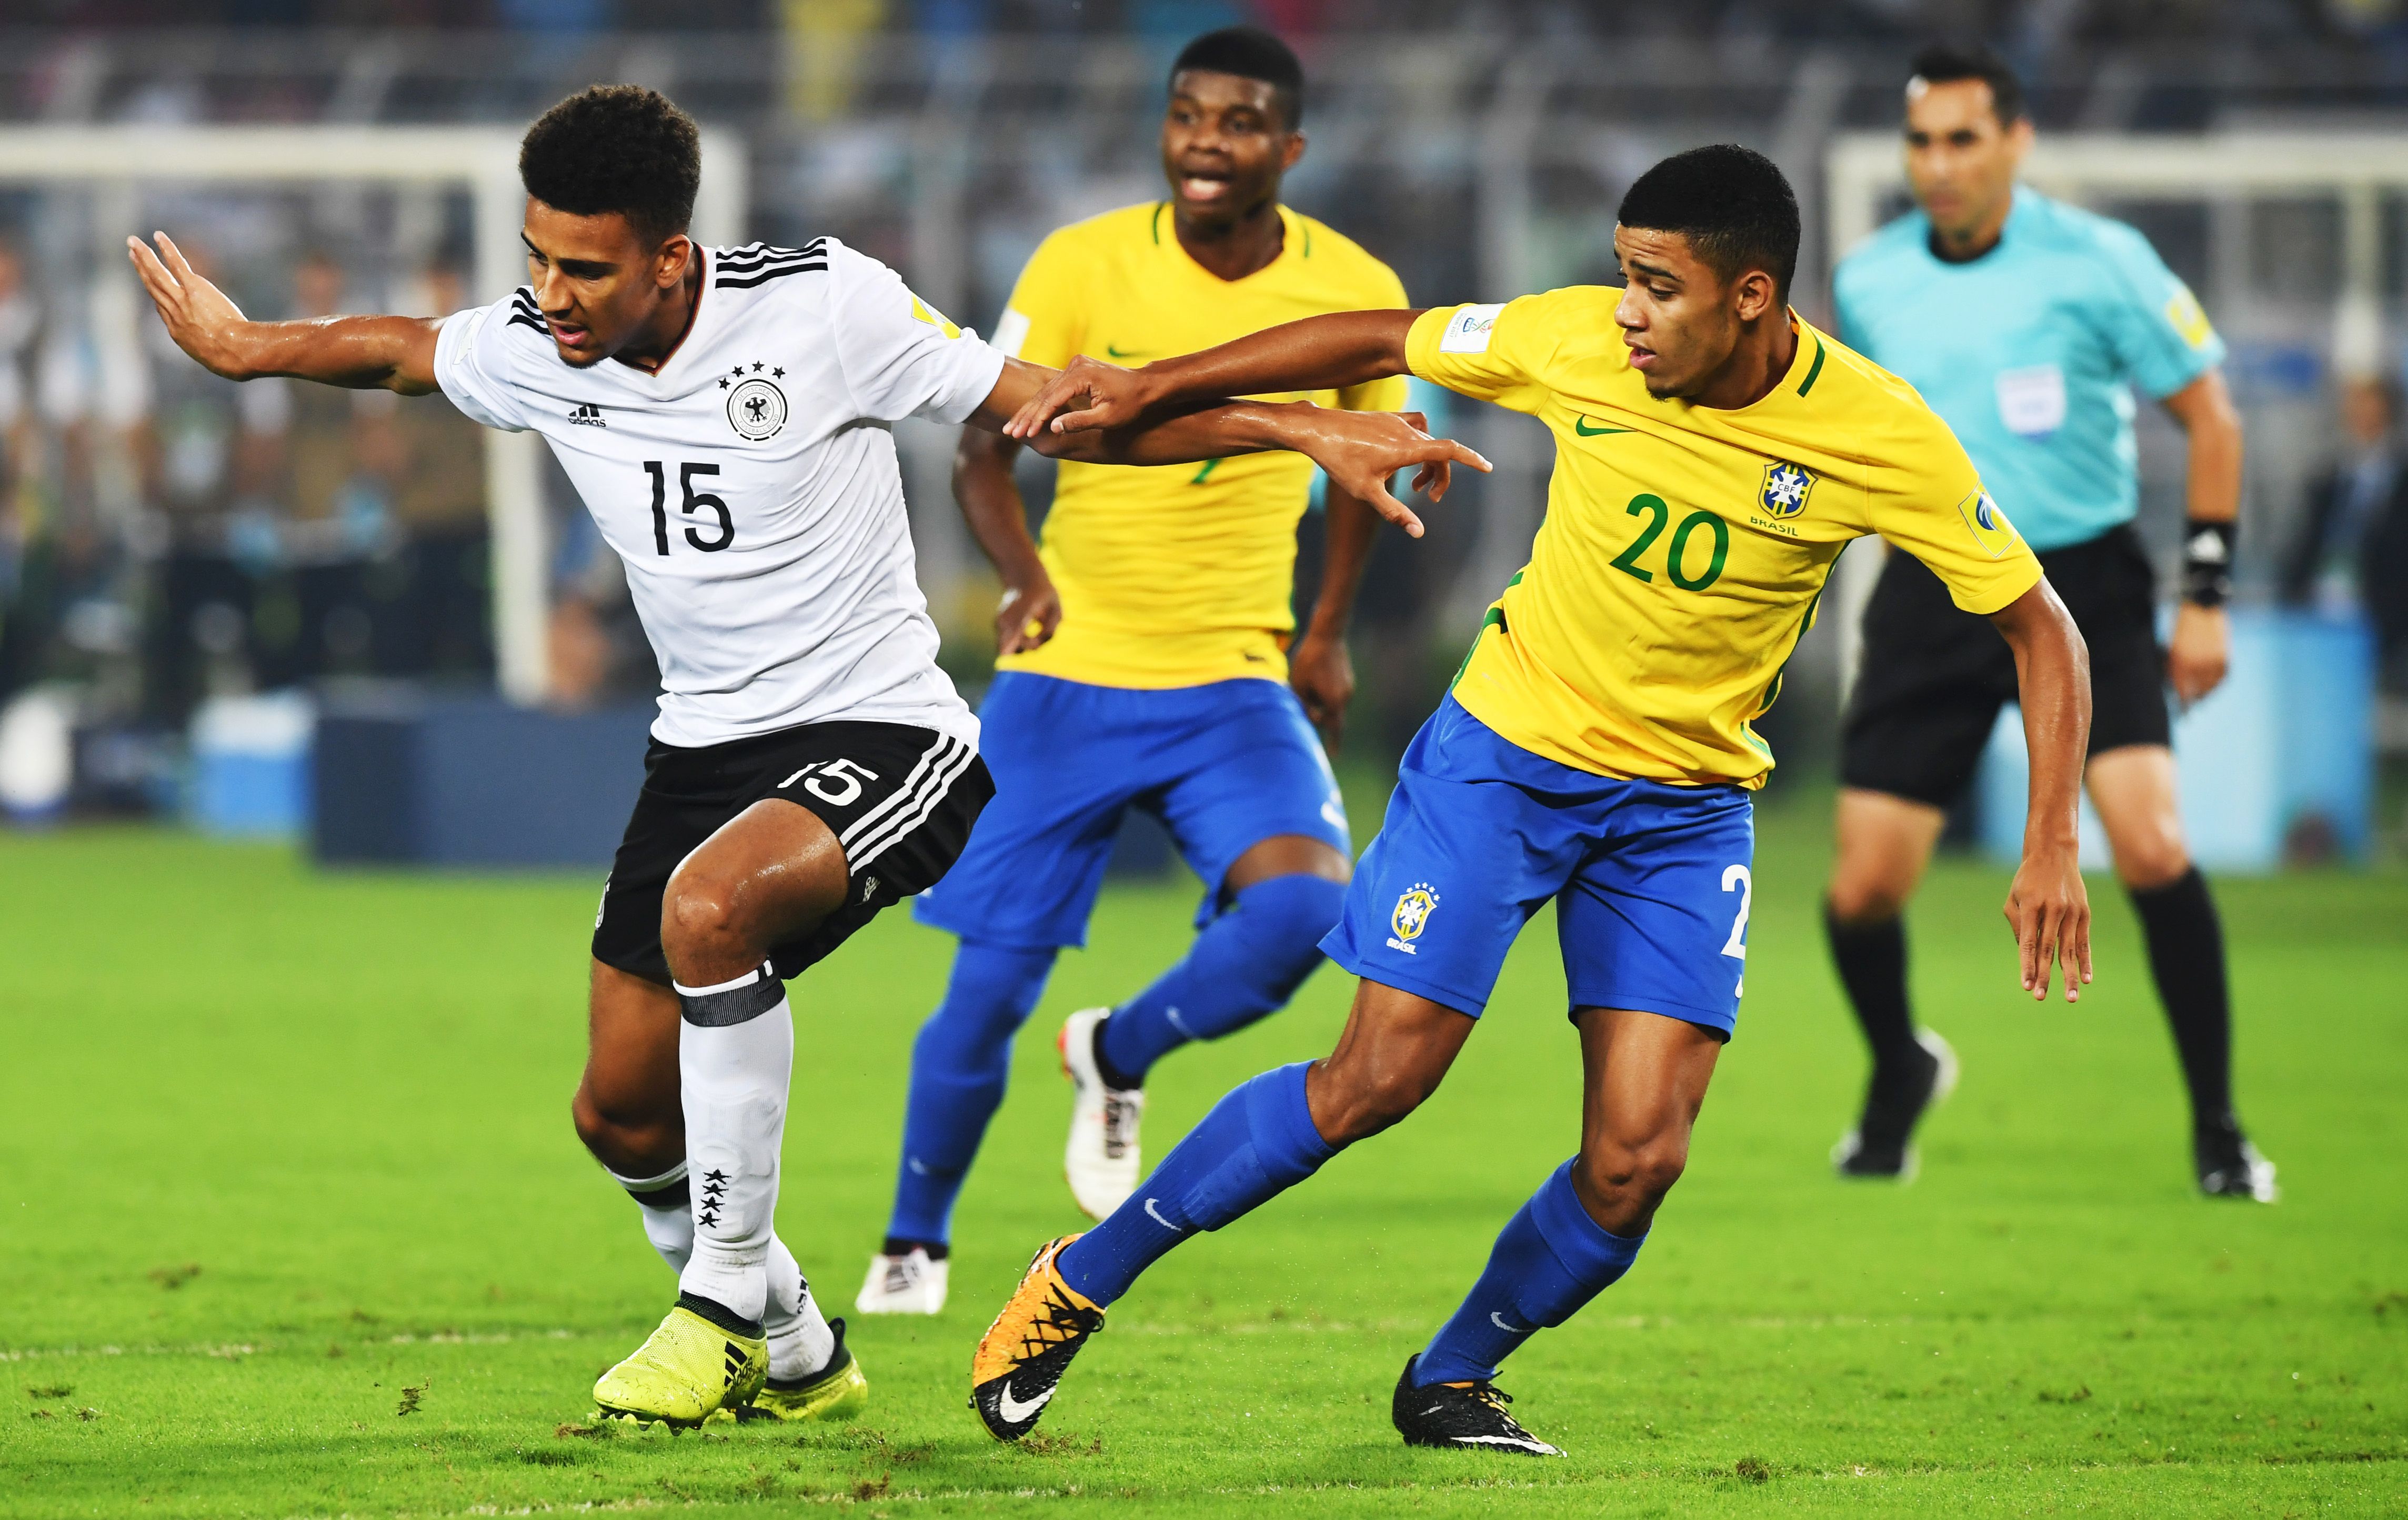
top-left (970, 1235), bottom-right (1104, 1441)
top-left (741, 1316), bottom-right (870, 1423)
top-left (592, 1301), bottom-right (768, 1428)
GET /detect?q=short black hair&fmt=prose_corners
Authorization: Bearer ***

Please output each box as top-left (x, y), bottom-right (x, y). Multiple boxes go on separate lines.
top-left (1908, 43), bottom-right (2028, 125)
top-left (1615, 144), bottom-right (1801, 302)
top-left (519, 85), bottom-right (701, 248)
top-left (1170, 26), bottom-right (1305, 130)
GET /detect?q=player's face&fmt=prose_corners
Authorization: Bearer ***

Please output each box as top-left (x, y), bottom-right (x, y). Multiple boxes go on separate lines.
top-left (1903, 78), bottom-right (2032, 241)
top-left (1160, 70), bottom-right (1303, 227)
top-left (521, 199), bottom-right (693, 367)
top-left (1612, 226), bottom-right (1777, 401)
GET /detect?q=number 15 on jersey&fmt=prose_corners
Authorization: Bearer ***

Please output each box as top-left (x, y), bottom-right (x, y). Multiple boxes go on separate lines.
top-left (646, 460), bottom-right (734, 555)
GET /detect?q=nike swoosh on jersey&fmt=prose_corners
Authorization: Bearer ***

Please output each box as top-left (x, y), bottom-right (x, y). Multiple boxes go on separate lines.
top-left (1105, 344), bottom-right (1151, 360)
top-left (996, 1380), bottom-right (1055, 1424)
top-left (1573, 417), bottom-right (1634, 436)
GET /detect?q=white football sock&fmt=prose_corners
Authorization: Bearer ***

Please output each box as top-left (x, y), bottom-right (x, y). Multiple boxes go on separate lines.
top-left (609, 1161), bottom-right (696, 1274)
top-left (766, 1234), bottom-right (836, 1381)
top-left (674, 964), bottom-right (792, 1327)
top-left (611, 1160), bottom-right (827, 1373)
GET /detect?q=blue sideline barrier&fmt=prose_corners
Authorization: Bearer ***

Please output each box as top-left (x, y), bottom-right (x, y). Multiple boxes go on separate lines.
top-left (1975, 608), bottom-right (2375, 872)
top-left (314, 694), bottom-right (655, 867)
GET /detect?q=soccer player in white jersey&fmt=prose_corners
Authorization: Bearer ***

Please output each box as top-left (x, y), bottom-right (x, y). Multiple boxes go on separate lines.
top-left (127, 85), bottom-right (1481, 1429)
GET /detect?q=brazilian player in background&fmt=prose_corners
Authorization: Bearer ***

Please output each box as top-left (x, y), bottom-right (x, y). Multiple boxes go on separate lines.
top-left (967, 146), bottom-right (2095, 1456)
top-left (859, 28), bottom-right (1411, 1315)
top-left (1824, 45), bottom-right (2270, 1200)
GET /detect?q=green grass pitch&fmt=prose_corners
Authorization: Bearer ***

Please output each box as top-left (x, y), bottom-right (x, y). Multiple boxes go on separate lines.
top-left (3, 784), bottom-right (2403, 1517)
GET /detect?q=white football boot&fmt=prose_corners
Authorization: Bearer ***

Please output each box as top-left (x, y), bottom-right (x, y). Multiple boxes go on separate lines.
top-left (854, 1246), bottom-right (947, 1315)
top-left (1059, 1007), bottom-right (1144, 1219)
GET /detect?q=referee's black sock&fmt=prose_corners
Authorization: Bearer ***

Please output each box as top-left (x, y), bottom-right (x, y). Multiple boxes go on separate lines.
top-left (2128, 867), bottom-right (2237, 1136)
top-left (1825, 904), bottom-right (1922, 1081)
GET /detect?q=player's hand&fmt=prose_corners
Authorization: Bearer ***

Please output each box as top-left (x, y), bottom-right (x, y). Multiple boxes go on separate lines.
top-left (126, 232), bottom-right (256, 380)
top-left (995, 573), bottom-right (1061, 655)
top-left (1004, 355), bottom-right (1159, 440)
top-left (1290, 408), bottom-right (1490, 539)
top-left (2166, 603), bottom-right (2229, 706)
top-left (2004, 844), bottom-right (2092, 1003)
top-left (1289, 627), bottom-right (1355, 754)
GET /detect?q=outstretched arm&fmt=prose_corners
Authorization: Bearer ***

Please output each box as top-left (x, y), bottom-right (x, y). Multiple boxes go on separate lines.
top-left (128, 232), bottom-right (439, 395)
top-left (1989, 578), bottom-right (2094, 1003)
top-left (1000, 309), bottom-right (1423, 441)
top-left (965, 355), bottom-right (1483, 538)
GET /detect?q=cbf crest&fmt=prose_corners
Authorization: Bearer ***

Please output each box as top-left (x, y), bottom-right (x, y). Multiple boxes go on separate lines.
top-left (1387, 883), bottom-right (1439, 956)
top-left (721, 361), bottom-right (789, 441)
top-left (1759, 459), bottom-right (1817, 519)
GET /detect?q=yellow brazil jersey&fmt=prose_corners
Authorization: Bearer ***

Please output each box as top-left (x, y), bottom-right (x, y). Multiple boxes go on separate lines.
top-left (1408, 289), bottom-right (2043, 789)
top-left (991, 202), bottom-right (1409, 688)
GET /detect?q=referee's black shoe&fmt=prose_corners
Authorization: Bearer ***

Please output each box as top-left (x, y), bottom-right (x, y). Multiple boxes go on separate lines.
top-left (2195, 1121), bottom-right (2279, 1203)
top-left (1392, 1356), bottom-right (1562, 1456)
top-left (1832, 1030), bottom-right (1959, 1181)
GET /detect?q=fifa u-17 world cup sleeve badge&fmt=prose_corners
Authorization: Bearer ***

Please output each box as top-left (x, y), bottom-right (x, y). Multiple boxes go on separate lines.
top-left (1955, 488), bottom-right (2021, 558)
top-left (1387, 883), bottom-right (1439, 955)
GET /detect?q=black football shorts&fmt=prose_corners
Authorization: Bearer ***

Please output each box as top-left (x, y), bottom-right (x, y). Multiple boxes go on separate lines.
top-left (593, 719), bottom-right (994, 984)
top-left (1841, 524), bottom-right (2172, 809)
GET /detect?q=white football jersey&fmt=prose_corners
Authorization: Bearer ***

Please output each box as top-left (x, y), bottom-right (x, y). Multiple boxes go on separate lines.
top-left (434, 238), bottom-right (1006, 749)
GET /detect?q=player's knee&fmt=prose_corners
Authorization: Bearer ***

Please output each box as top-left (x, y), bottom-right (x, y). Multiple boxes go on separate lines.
top-left (571, 1078), bottom-right (676, 1172)
top-left (2113, 835), bottom-right (2191, 892)
top-left (1580, 1133), bottom-right (1690, 1211)
top-left (1826, 874), bottom-right (1909, 927)
top-left (660, 864), bottom-right (748, 964)
top-left (1316, 1060), bottom-right (1439, 1144)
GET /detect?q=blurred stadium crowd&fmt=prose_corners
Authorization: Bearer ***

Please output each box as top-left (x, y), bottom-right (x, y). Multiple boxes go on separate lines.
top-left (2, 0), bottom-right (2405, 824)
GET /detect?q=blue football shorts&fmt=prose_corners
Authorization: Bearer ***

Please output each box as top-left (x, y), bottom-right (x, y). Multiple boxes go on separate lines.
top-left (1323, 696), bottom-right (1755, 1035)
top-left (914, 672), bottom-right (1350, 949)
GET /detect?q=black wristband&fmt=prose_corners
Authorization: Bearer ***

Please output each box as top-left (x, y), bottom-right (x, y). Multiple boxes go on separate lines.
top-left (2180, 518), bottom-right (2234, 608)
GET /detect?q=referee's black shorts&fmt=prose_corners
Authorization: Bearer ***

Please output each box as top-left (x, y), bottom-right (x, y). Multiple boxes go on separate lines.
top-left (1841, 523), bottom-right (2170, 809)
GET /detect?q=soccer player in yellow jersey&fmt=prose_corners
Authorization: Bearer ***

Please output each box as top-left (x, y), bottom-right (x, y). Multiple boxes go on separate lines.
top-left (859, 28), bottom-right (1412, 1316)
top-left (969, 146), bottom-right (2095, 1456)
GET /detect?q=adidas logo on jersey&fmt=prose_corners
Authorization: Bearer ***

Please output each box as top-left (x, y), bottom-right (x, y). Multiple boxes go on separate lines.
top-left (567, 402), bottom-right (607, 427)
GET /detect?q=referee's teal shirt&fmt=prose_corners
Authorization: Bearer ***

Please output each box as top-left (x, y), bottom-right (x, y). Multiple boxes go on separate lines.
top-left (1833, 187), bottom-right (2225, 553)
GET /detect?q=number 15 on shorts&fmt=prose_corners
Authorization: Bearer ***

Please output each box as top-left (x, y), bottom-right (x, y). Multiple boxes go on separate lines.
top-left (1720, 864), bottom-right (1751, 998)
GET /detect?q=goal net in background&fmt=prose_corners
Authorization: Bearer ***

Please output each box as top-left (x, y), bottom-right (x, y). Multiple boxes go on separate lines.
top-left (0, 125), bottom-right (743, 790)
top-left (1824, 130), bottom-right (2405, 867)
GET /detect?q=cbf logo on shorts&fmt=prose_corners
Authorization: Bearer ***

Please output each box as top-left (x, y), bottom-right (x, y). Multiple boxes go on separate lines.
top-left (1759, 459), bottom-right (1816, 519)
top-left (1387, 883), bottom-right (1440, 955)
top-left (1955, 487), bottom-right (2021, 559)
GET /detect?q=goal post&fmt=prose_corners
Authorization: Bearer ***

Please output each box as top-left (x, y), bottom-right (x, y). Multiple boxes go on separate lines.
top-left (0, 124), bottom-right (748, 705)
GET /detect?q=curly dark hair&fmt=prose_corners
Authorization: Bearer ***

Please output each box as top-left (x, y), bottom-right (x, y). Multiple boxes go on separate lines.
top-left (519, 85), bottom-right (700, 248)
top-left (1617, 144), bottom-right (1800, 303)
top-left (1172, 26), bottom-right (1306, 131)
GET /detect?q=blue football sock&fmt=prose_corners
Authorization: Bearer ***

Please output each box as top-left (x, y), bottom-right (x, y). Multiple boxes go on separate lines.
top-left (883, 941), bottom-right (1057, 1247)
top-left (1099, 872), bottom-right (1346, 1085)
top-left (1413, 1159), bottom-right (1647, 1386)
top-left (1056, 1060), bottom-right (1333, 1306)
